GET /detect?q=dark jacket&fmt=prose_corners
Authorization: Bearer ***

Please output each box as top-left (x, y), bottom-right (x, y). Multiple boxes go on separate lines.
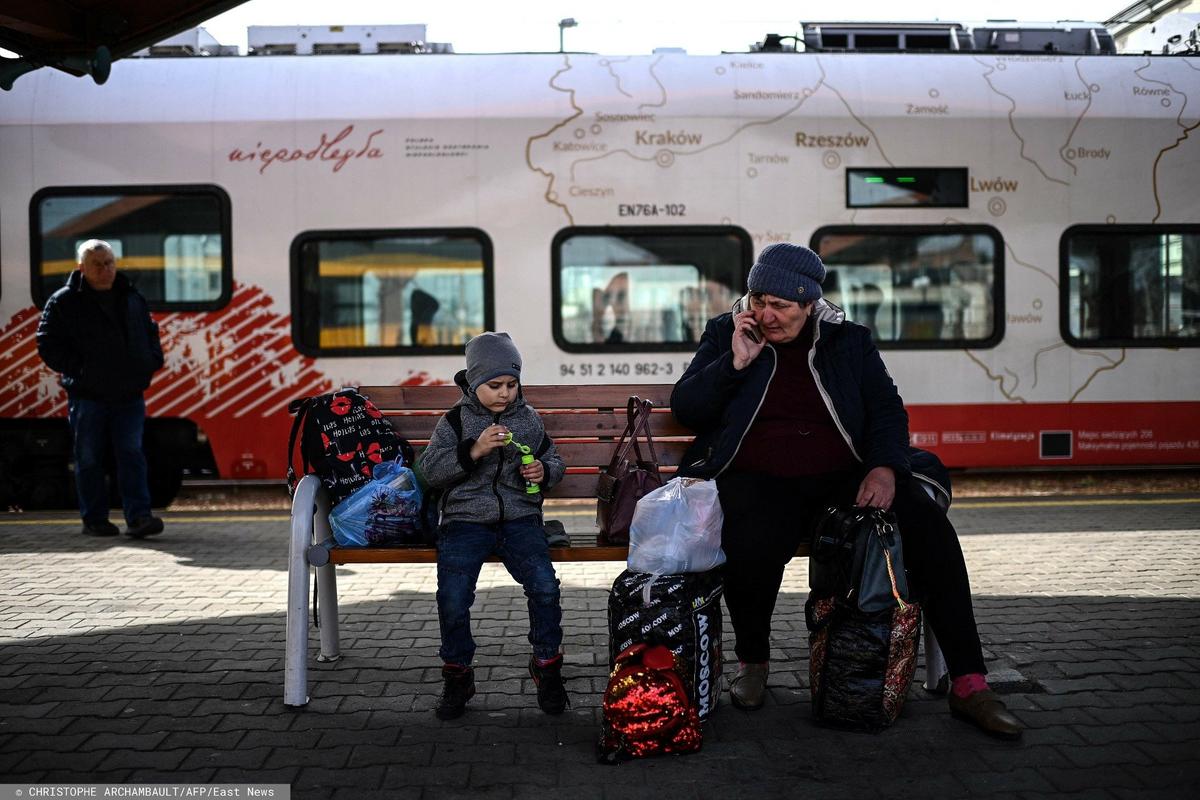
top-left (671, 301), bottom-right (951, 505)
top-left (36, 270), bottom-right (164, 402)
top-left (416, 370), bottom-right (567, 526)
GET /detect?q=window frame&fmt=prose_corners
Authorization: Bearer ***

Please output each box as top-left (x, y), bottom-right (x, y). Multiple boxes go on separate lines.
top-left (289, 227), bottom-right (495, 358)
top-left (551, 224), bottom-right (754, 354)
top-left (1059, 223), bottom-right (1200, 349)
top-left (810, 224), bottom-right (1005, 350)
top-left (29, 184), bottom-right (233, 311)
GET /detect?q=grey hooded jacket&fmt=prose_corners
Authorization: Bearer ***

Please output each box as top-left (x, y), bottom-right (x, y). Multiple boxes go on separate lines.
top-left (416, 370), bottom-right (566, 526)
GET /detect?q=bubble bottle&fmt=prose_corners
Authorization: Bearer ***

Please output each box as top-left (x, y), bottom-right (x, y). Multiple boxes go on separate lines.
top-left (502, 433), bottom-right (541, 494)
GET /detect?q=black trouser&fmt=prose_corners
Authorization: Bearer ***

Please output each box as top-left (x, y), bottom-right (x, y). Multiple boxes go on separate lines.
top-left (716, 469), bottom-right (987, 677)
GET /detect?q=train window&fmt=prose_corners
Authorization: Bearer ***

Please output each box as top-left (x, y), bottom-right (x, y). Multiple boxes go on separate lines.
top-left (31, 186), bottom-right (232, 310)
top-left (552, 226), bottom-right (753, 353)
top-left (291, 229), bottom-right (493, 357)
top-left (811, 225), bottom-right (1004, 349)
top-left (1062, 225), bottom-right (1200, 347)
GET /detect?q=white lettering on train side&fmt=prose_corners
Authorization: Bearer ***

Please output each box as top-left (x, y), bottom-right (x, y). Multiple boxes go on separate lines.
top-left (697, 612), bottom-right (711, 717)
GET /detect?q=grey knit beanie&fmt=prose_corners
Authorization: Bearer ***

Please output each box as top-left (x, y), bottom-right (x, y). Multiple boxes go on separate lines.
top-left (746, 243), bottom-right (825, 303)
top-left (465, 332), bottom-right (523, 393)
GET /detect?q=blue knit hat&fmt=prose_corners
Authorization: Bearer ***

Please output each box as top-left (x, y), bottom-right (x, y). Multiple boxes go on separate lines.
top-left (465, 332), bottom-right (523, 393)
top-left (746, 243), bottom-right (825, 303)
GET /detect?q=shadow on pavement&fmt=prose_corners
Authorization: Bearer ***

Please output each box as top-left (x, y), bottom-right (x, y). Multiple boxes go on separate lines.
top-left (1, 586), bottom-right (1198, 799)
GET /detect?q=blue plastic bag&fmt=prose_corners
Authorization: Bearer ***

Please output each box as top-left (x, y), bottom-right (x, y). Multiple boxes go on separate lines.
top-left (329, 459), bottom-right (424, 546)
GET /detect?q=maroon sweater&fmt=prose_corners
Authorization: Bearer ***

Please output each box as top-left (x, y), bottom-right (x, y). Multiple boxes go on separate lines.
top-left (731, 320), bottom-right (858, 477)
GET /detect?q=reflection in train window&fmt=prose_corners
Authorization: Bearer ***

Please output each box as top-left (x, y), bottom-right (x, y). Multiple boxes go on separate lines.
top-left (31, 186), bottom-right (231, 310)
top-left (553, 226), bottom-right (753, 352)
top-left (811, 226), bottom-right (1003, 348)
top-left (1062, 226), bottom-right (1200, 347)
top-left (291, 229), bottom-right (493, 357)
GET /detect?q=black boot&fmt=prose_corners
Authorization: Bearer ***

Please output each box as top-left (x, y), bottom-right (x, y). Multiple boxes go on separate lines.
top-left (434, 665), bottom-right (475, 720)
top-left (529, 655), bottom-right (568, 715)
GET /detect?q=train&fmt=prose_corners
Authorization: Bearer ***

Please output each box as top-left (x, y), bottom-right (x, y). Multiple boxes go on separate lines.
top-left (1, 43), bottom-right (1198, 507)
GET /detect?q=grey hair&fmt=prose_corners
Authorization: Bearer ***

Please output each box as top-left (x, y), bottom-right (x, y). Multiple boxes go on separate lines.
top-left (76, 239), bottom-right (114, 264)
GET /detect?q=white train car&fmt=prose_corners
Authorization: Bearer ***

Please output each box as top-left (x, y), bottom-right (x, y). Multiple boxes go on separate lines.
top-left (1, 49), bottom-right (1198, 506)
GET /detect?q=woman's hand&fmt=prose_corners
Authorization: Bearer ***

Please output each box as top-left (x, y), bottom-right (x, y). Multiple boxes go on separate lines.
top-left (520, 459), bottom-right (545, 484)
top-left (731, 310), bottom-right (765, 370)
top-left (856, 466), bottom-right (896, 510)
top-left (469, 423), bottom-right (510, 461)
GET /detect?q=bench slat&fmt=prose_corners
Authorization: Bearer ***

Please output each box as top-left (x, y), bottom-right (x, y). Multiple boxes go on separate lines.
top-left (386, 412), bottom-right (693, 441)
top-left (360, 384), bottom-right (676, 411)
top-left (544, 471), bottom-right (680, 497)
top-left (327, 541), bottom-right (812, 565)
top-left (552, 440), bottom-right (689, 466)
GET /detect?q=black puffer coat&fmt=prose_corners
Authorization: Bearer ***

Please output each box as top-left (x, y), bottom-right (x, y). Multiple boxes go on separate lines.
top-left (36, 270), bottom-right (164, 402)
top-left (671, 301), bottom-right (951, 505)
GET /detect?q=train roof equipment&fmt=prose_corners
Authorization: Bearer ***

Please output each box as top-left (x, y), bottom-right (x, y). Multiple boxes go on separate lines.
top-left (246, 24), bottom-right (454, 56)
top-left (793, 22), bottom-right (975, 53)
top-left (755, 20), bottom-right (1118, 55)
top-left (131, 27), bottom-right (238, 58)
top-left (970, 21), bottom-right (1117, 55)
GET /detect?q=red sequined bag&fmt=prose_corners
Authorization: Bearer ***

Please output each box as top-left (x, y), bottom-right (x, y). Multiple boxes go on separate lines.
top-left (598, 643), bottom-right (703, 763)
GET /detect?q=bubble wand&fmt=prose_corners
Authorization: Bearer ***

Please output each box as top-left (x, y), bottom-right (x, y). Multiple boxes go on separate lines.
top-left (501, 433), bottom-right (541, 494)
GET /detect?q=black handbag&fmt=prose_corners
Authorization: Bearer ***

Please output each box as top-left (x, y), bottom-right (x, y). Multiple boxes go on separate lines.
top-left (809, 506), bottom-right (910, 613)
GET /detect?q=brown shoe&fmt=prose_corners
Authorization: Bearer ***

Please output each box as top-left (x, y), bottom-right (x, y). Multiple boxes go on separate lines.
top-left (730, 662), bottom-right (769, 710)
top-left (948, 689), bottom-right (1023, 740)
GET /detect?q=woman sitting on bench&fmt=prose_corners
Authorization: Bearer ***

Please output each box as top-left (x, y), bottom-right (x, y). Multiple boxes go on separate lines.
top-left (670, 243), bottom-right (1023, 740)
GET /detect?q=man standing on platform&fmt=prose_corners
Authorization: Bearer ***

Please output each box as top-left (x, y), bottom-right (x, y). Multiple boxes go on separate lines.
top-left (37, 239), bottom-right (165, 538)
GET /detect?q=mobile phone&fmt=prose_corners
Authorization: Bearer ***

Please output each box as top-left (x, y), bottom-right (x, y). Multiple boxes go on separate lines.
top-left (731, 295), bottom-right (761, 343)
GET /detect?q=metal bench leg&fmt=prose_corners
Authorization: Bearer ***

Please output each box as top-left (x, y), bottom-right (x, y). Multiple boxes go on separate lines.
top-left (285, 475), bottom-right (320, 707)
top-left (916, 480), bottom-right (951, 692)
top-left (313, 487), bottom-right (341, 663)
top-left (923, 616), bottom-right (949, 693)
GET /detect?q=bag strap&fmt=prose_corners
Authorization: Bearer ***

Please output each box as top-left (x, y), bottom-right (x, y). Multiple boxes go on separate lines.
top-left (285, 396), bottom-right (314, 494)
top-left (628, 398), bottom-right (657, 472)
top-left (869, 509), bottom-right (908, 610)
top-left (604, 396), bottom-right (645, 474)
top-left (602, 395), bottom-right (663, 480)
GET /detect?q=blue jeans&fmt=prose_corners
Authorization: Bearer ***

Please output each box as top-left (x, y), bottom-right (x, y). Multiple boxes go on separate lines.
top-left (436, 516), bottom-right (562, 666)
top-left (67, 396), bottom-right (151, 526)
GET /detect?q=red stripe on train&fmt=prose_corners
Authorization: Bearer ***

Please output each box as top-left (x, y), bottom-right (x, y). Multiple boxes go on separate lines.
top-left (0, 282), bottom-right (442, 479)
top-left (908, 402), bottom-right (1200, 467)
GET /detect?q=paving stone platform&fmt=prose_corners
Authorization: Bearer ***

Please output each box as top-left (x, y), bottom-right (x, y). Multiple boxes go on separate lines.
top-left (1, 494), bottom-right (1198, 799)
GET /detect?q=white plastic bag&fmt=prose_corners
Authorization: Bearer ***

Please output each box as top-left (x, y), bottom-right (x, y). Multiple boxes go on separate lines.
top-left (627, 477), bottom-right (725, 576)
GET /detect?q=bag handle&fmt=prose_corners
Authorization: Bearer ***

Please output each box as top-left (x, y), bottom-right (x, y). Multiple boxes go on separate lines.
top-left (607, 397), bottom-right (659, 476)
top-left (604, 396), bottom-right (645, 474)
top-left (624, 397), bottom-right (659, 474)
top-left (868, 508), bottom-right (908, 610)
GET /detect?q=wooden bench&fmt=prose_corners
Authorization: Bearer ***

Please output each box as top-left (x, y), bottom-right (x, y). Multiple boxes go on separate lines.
top-left (284, 384), bottom-right (947, 707)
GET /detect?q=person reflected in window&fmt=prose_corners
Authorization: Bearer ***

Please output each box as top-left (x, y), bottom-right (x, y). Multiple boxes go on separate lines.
top-left (591, 273), bottom-right (629, 344)
top-left (409, 288), bottom-right (440, 346)
top-left (850, 282), bottom-right (884, 340)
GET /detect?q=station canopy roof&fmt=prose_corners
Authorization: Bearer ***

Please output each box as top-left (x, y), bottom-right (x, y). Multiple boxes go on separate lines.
top-left (0, 0), bottom-right (249, 88)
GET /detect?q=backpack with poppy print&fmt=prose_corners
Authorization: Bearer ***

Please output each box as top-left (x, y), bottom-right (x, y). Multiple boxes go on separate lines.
top-left (286, 389), bottom-right (415, 507)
